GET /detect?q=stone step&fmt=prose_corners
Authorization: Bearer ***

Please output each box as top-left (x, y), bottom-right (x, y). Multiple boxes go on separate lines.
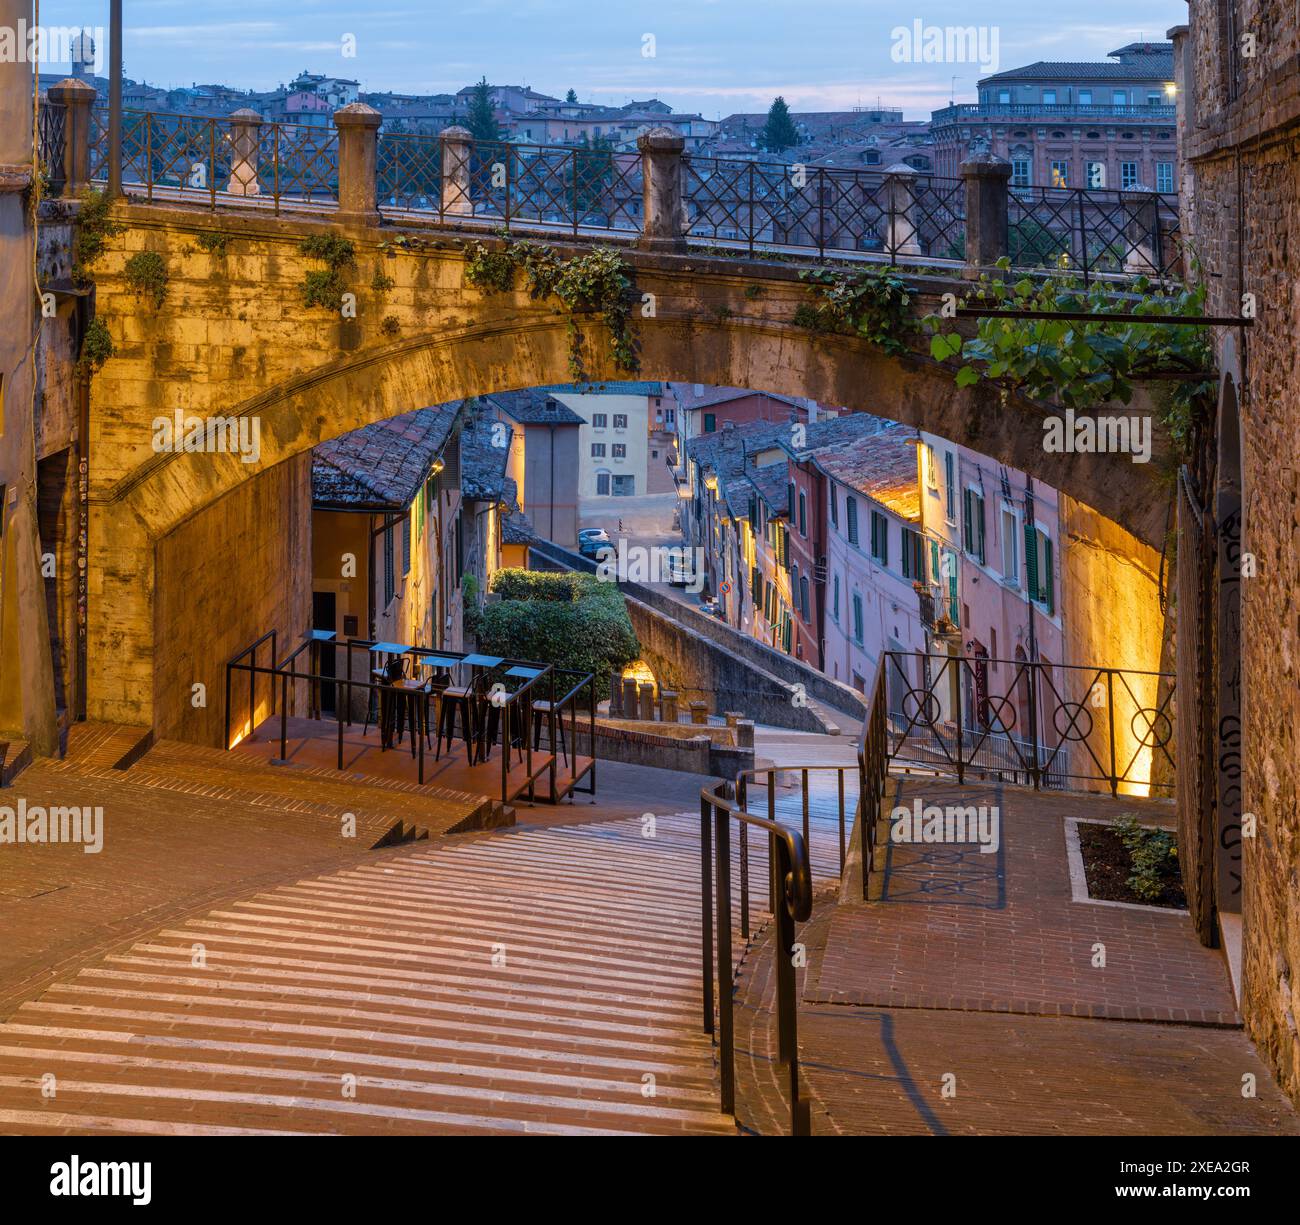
top-left (0, 813), bottom-right (736, 1135)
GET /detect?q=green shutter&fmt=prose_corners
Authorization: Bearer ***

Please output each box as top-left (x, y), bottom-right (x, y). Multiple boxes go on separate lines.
top-left (963, 490), bottom-right (972, 553)
top-left (1024, 520), bottom-right (1038, 596)
top-left (976, 496), bottom-right (986, 562)
top-left (1044, 534), bottom-right (1054, 613)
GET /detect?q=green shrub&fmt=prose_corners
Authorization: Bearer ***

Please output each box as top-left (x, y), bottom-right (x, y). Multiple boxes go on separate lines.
top-left (475, 568), bottom-right (638, 699)
top-left (124, 250), bottom-right (168, 309)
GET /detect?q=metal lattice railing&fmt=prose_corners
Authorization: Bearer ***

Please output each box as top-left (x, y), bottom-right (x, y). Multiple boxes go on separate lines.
top-left (90, 107), bottom-right (339, 214)
top-left (683, 156), bottom-right (966, 262)
top-left (1008, 185), bottom-right (1183, 282)
top-left (38, 102), bottom-right (67, 191)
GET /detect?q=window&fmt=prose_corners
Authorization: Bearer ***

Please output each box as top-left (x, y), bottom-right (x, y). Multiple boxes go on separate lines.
top-left (997, 89), bottom-right (1011, 104)
top-left (1049, 160), bottom-right (1069, 188)
top-left (829, 485), bottom-right (838, 528)
top-left (1086, 161), bottom-right (1105, 188)
top-left (901, 529), bottom-right (925, 580)
top-left (924, 444), bottom-right (938, 490)
top-left (591, 443), bottom-right (606, 457)
top-left (1112, 90), bottom-right (1127, 106)
top-left (1120, 161), bottom-right (1139, 189)
top-left (852, 595), bottom-right (864, 645)
top-left (798, 490), bottom-right (807, 536)
top-left (1042, 89), bottom-right (1057, 105)
top-left (592, 412), bottom-right (607, 428)
top-left (869, 511), bottom-right (888, 565)
top-left (846, 496), bottom-right (859, 546)
top-left (944, 453), bottom-right (957, 519)
top-left (799, 575), bottom-right (810, 620)
top-left (787, 482), bottom-right (796, 520)
top-left (1147, 91), bottom-right (1163, 106)
top-left (963, 488), bottom-right (986, 563)
top-left (1025, 523), bottom-right (1055, 612)
top-left (383, 523), bottom-right (395, 607)
top-left (1000, 506), bottom-right (1019, 581)
top-left (832, 573), bottom-right (840, 622)
top-left (613, 414), bottom-right (628, 429)
top-left (1156, 162), bottom-right (1174, 193)
top-left (1011, 158), bottom-right (1031, 187)
top-left (401, 513), bottom-right (411, 576)
top-left (612, 443), bottom-right (626, 458)
top-left (665, 408), bottom-right (675, 425)
top-left (1078, 90), bottom-right (1092, 106)
top-left (651, 449), bottom-right (659, 459)
top-left (703, 413), bottom-right (716, 432)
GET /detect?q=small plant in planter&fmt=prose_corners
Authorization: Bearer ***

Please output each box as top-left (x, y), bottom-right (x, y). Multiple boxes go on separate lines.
top-left (1112, 812), bottom-right (1178, 902)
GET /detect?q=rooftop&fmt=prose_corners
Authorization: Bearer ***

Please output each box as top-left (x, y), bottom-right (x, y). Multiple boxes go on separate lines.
top-left (459, 411), bottom-right (513, 502)
top-left (312, 405), bottom-right (460, 510)
top-left (481, 389), bottom-right (587, 426)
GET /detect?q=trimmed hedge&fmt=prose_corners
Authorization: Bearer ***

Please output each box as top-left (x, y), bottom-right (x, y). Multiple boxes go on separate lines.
top-left (475, 568), bottom-right (639, 699)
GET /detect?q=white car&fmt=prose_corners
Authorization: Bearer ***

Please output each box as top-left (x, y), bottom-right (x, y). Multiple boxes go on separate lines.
top-left (666, 554), bottom-right (697, 586)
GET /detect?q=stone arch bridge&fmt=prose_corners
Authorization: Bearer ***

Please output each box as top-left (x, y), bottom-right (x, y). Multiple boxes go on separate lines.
top-left (84, 201), bottom-right (1173, 739)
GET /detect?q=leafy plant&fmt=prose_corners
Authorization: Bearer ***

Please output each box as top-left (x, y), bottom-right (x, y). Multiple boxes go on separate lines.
top-left (77, 316), bottom-right (114, 377)
top-left (196, 231), bottom-right (229, 257)
top-left (474, 569), bottom-right (638, 700)
top-left (925, 259), bottom-right (1216, 457)
top-left (300, 234), bottom-right (356, 311)
top-left (371, 268), bottom-right (395, 292)
top-left (380, 314), bottom-right (400, 337)
top-left (1113, 812), bottom-right (1179, 902)
top-left (72, 187), bottom-right (122, 284)
top-left (123, 250), bottom-right (168, 309)
top-left (792, 265), bottom-right (917, 356)
top-left (463, 236), bottom-right (639, 380)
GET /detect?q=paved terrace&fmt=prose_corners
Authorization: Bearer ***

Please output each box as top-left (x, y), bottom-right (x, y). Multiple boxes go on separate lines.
top-left (733, 777), bottom-right (1300, 1135)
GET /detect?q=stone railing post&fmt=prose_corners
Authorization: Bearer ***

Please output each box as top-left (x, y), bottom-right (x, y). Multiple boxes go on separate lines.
top-left (637, 127), bottom-right (687, 253)
top-left (1121, 185), bottom-right (1161, 274)
top-left (659, 689), bottom-right (678, 723)
top-left (225, 108), bottom-right (263, 197)
top-left (47, 78), bottom-right (95, 195)
top-left (334, 102), bottom-right (382, 224)
top-left (622, 677), bottom-right (640, 717)
top-left (439, 125), bottom-right (473, 216)
top-left (689, 699), bottom-right (709, 726)
top-left (960, 151), bottom-right (1012, 277)
top-left (638, 683), bottom-right (656, 722)
top-left (735, 720), bottom-right (755, 749)
top-left (879, 163), bottom-right (921, 258)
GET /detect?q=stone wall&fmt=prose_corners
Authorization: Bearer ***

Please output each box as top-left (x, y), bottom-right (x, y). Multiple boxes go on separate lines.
top-left (154, 454), bottom-right (312, 747)
top-left (1179, 4), bottom-right (1300, 1104)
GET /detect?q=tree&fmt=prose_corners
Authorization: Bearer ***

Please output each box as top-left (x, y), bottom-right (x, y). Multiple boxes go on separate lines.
top-left (761, 96), bottom-right (799, 153)
top-left (565, 88), bottom-right (578, 104)
top-left (466, 77), bottom-right (501, 143)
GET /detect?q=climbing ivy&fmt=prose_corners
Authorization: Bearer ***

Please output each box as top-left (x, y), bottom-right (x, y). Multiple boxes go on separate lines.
top-left (123, 250), bottom-right (168, 309)
top-left (195, 231), bottom-right (229, 257)
top-left (925, 258), bottom-right (1215, 457)
top-left (72, 187), bottom-right (121, 285)
top-left (792, 265), bottom-right (917, 356)
top-left (299, 235), bottom-right (356, 311)
top-left (464, 236), bottom-right (639, 380)
top-left (77, 316), bottom-right (114, 378)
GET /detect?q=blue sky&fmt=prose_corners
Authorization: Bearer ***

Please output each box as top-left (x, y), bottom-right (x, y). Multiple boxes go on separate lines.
top-left (41, 1), bottom-right (1183, 118)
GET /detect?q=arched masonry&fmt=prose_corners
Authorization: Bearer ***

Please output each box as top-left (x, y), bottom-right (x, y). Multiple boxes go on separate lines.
top-left (85, 204), bottom-right (1175, 735)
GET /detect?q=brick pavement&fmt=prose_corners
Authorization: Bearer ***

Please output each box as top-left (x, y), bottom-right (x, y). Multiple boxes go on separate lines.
top-left (734, 901), bottom-right (1300, 1136)
top-left (811, 778), bottom-right (1238, 1024)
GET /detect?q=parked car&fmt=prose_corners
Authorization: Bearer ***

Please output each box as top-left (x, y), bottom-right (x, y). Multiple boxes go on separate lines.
top-left (578, 528), bottom-right (612, 558)
top-left (666, 553), bottom-right (697, 585)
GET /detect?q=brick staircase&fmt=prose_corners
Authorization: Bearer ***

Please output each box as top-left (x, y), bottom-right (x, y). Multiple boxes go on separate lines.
top-left (0, 814), bottom-right (735, 1135)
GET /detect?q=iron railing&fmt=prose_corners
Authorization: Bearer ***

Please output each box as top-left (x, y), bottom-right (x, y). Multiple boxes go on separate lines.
top-left (85, 116), bottom-right (1185, 279)
top-left (225, 631), bottom-right (594, 804)
top-left (684, 156), bottom-right (965, 262)
top-left (932, 102), bottom-right (1176, 123)
top-left (38, 102), bottom-right (67, 193)
top-left (882, 651), bottom-right (1175, 795)
top-left (90, 107), bottom-right (339, 214)
top-left (1008, 185), bottom-right (1182, 282)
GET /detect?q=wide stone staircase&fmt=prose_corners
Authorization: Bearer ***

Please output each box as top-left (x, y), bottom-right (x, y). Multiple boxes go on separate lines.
top-left (0, 814), bottom-right (735, 1136)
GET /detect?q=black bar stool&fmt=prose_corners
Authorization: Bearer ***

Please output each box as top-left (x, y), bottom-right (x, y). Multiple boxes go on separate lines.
top-left (437, 680), bottom-right (479, 763)
top-left (531, 700), bottom-right (569, 768)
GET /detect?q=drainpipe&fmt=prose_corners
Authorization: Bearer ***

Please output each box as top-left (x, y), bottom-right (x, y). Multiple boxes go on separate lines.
top-left (107, 0), bottom-right (123, 198)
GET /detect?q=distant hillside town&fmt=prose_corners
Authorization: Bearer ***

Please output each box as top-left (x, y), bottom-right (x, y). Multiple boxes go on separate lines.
top-left (42, 37), bottom-right (1176, 188)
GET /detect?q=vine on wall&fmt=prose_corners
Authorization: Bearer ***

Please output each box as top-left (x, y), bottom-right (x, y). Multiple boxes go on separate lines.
top-left (792, 265), bottom-right (917, 356)
top-left (299, 235), bottom-right (356, 311)
top-left (463, 236), bottom-right (639, 380)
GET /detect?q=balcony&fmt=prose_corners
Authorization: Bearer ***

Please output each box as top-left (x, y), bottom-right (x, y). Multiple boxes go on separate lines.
top-left (932, 102), bottom-right (1176, 125)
